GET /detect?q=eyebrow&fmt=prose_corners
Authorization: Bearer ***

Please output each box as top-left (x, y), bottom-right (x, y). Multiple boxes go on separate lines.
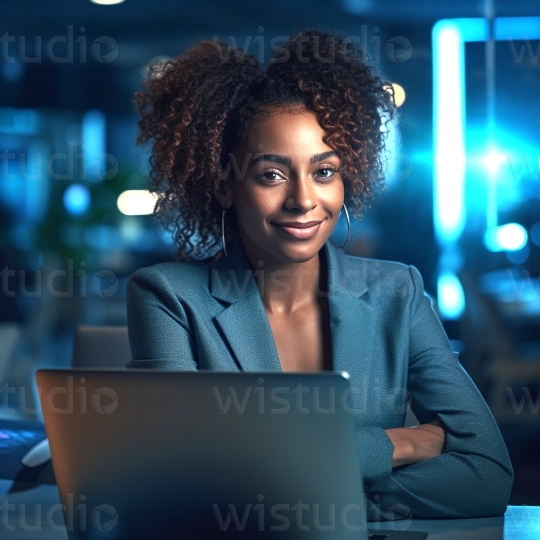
top-left (249, 151), bottom-right (339, 167)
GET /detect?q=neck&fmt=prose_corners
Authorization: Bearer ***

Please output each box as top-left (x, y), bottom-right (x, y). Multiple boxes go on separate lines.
top-left (237, 229), bottom-right (327, 315)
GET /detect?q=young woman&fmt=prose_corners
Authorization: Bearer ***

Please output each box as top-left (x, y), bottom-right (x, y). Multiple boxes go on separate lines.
top-left (127, 28), bottom-right (513, 520)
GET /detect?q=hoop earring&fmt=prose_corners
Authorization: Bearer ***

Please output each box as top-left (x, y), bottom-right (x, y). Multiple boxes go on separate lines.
top-left (329, 204), bottom-right (351, 249)
top-left (221, 208), bottom-right (228, 256)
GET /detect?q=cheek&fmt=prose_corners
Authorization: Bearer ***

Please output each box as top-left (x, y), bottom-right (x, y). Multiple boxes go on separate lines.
top-left (320, 183), bottom-right (345, 213)
top-left (234, 184), bottom-right (278, 224)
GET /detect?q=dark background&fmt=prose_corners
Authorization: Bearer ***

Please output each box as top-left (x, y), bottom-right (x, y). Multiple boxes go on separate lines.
top-left (1, 0), bottom-right (539, 506)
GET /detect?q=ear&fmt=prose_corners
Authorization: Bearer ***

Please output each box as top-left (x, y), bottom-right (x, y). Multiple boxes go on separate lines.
top-left (213, 178), bottom-right (234, 210)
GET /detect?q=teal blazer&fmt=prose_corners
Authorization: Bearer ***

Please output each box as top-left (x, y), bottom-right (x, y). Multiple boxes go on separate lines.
top-left (126, 233), bottom-right (513, 520)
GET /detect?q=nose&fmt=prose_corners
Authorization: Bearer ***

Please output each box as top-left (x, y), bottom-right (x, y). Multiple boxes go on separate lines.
top-left (285, 175), bottom-right (316, 213)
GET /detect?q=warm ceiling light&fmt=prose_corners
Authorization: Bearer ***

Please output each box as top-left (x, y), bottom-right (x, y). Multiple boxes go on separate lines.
top-left (117, 190), bottom-right (158, 216)
top-left (389, 83), bottom-right (406, 107)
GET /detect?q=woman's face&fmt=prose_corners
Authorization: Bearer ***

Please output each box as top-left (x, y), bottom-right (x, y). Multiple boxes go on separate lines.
top-left (222, 107), bottom-right (345, 265)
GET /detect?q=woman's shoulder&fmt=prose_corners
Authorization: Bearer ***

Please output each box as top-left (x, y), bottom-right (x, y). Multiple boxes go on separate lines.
top-left (127, 257), bottom-right (213, 296)
top-left (341, 252), bottom-right (412, 271)
top-left (336, 251), bottom-right (421, 291)
top-left (334, 252), bottom-right (431, 316)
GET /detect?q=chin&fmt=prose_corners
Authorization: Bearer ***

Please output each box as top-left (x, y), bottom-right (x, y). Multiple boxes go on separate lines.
top-left (242, 225), bottom-right (328, 264)
top-left (269, 240), bottom-right (325, 264)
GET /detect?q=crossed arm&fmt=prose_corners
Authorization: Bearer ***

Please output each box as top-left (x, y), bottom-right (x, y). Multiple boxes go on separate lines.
top-left (357, 265), bottom-right (514, 520)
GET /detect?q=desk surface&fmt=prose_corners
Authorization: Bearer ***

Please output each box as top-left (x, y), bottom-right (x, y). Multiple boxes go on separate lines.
top-left (0, 480), bottom-right (538, 539)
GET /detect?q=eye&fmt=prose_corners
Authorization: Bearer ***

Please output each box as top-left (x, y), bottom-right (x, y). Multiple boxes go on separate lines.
top-left (314, 165), bottom-right (338, 179)
top-left (256, 168), bottom-right (285, 183)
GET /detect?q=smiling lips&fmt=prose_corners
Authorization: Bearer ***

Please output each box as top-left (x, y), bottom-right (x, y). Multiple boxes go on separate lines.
top-left (272, 220), bottom-right (323, 240)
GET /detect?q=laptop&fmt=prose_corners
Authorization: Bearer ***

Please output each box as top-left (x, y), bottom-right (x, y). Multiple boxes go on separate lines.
top-left (36, 369), bottom-right (427, 540)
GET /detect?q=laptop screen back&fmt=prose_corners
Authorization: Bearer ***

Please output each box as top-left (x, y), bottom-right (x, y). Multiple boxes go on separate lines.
top-left (36, 369), bottom-right (368, 540)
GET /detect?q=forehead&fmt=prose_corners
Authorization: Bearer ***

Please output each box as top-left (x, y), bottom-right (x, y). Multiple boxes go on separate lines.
top-left (243, 108), bottom-right (333, 155)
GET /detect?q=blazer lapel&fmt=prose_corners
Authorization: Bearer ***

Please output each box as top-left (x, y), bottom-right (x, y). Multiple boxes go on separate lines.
top-left (324, 242), bottom-right (376, 381)
top-left (210, 235), bottom-right (283, 372)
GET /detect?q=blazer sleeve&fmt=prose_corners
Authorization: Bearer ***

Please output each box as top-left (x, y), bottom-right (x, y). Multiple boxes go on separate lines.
top-left (363, 264), bottom-right (514, 520)
top-left (125, 267), bottom-right (198, 370)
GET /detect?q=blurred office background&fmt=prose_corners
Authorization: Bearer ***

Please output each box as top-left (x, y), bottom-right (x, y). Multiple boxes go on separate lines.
top-left (1, 0), bottom-right (539, 504)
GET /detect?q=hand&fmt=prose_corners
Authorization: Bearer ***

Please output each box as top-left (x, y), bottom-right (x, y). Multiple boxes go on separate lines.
top-left (410, 419), bottom-right (446, 462)
top-left (385, 418), bottom-right (446, 468)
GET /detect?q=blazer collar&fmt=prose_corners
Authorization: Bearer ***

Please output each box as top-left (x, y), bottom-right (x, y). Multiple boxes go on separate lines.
top-left (210, 233), bottom-right (261, 303)
top-left (209, 234), bottom-right (374, 376)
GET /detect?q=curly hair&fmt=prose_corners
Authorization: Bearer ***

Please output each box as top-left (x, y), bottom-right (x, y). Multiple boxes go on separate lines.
top-left (134, 26), bottom-right (397, 260)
